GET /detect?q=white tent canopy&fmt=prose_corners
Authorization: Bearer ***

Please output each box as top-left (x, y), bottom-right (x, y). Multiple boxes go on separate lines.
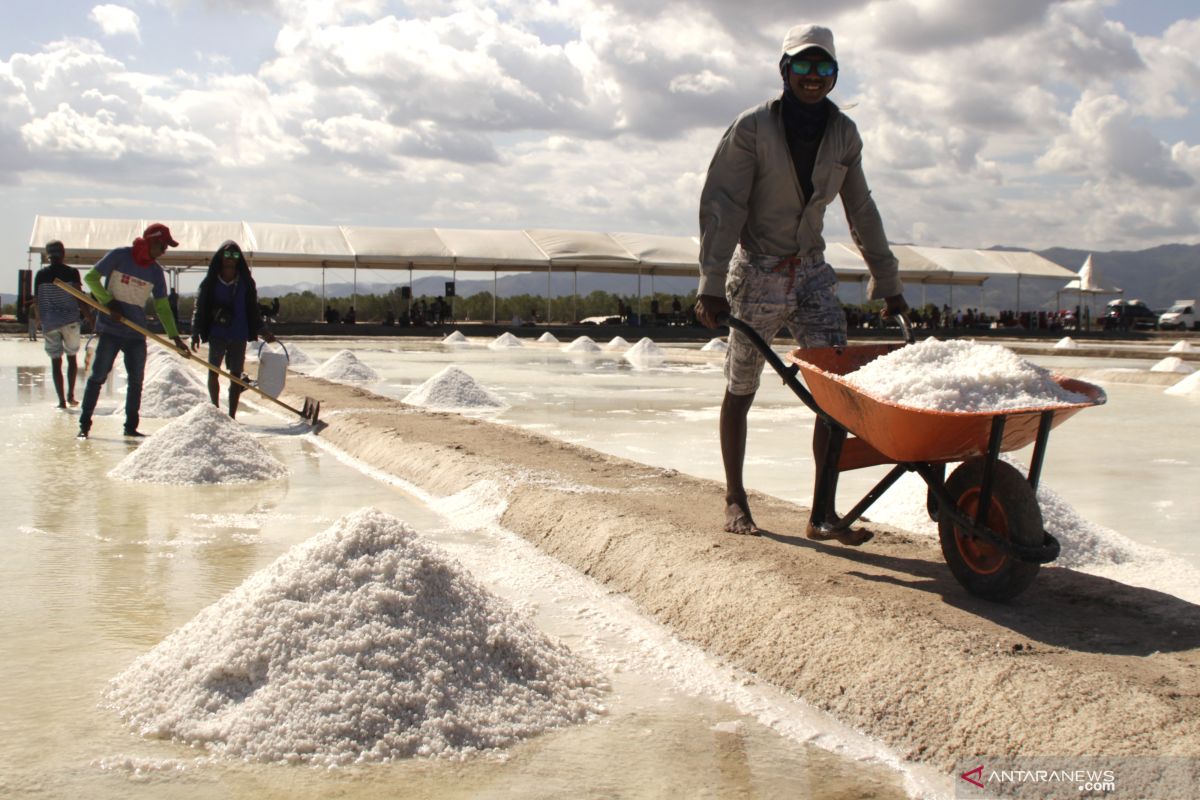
top-left (26, 214), bottom-right (1072, 300)
top-left (1062, 254), bottom-right (1123, 294)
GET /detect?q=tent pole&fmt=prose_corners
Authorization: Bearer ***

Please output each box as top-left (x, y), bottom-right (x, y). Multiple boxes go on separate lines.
top-left (493, 269), bottom-right (497, 324)
top-left (1016, 275), bottom-right (1022, 316)
top-left (637, 268), bottom-right (642, 326)
top-left (322, 267), bottom-right (326, 313)
top-left (352, 256), bottom-right (358, 314)
top-left (546, 264), bottom-right (552, 324)
top-left (451, 266), bottom-right (457, 321)
top-left (573, 269), bottom-right (577, 323)
top-left (408, 265), bottom-right (413, 321)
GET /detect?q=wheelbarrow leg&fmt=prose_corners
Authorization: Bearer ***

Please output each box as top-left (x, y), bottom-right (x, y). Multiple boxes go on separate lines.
top-left (809, 418), bottom-right (846, 531)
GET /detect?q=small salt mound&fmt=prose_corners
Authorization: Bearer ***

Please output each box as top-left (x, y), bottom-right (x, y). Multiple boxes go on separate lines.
top-left (489, 332), bottom-right (525, 350)
top-left (701, 338), bottom-right (728, 352)
top-left (843, 338), bottom-right (1090, 412)
top-left (139, 362), bottom-right (210, 418)
top-left (312, 350), bottom-right (382, 382)
top-left (403, 366), bottom-right (506, 410)
top-left (537, 332), bottom-right (559, 344)
top-left (443, 331), bottom-right (469, 344)
top-left (108, 403), bottom-right (287, 485)
top-left (1168, 341), bottom-right (1195, 354)
top-left (1165, 371), bottom-right (1200, 396)
top-left (1150, 356), bottom-right (1194, 374)
top-left (562, 336), bottom-right (600, 353)
top-left (604, 336), bottom-right (630, 351)
top-left (623, 337), bottom-right (665, 366)
top-left (283, 344), bottom-right (316, 370)
top-left (105, 508), bottom-right (604, 765)
top-left (1053, 336), bottom-right (1078, 350)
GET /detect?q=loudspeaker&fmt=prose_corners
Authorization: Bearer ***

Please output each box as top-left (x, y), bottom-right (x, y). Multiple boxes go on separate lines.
top-left (400, 286), bottom-right (411, 299)
top-left (445, 281), bottom-right (455, 298)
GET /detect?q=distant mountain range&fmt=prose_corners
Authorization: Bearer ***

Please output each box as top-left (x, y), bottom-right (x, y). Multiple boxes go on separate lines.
top-left (7, 244), bottom-right (1196, 313)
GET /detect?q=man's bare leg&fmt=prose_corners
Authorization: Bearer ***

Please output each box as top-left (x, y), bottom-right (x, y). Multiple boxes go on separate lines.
top-left (50, 356), bottom-right (66, 408)
top-left (207, 371), bottom-right (220, 407)
top-left (721, 389), bottom-right (759, 534)
top-left (66, 355), bottom-right (79, 405)
top-left (806, 419), bottom-right (872, 546)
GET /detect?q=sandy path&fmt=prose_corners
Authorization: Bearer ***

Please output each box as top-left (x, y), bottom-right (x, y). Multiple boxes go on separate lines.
top-left (284, 375), bottom-right (1200, 774)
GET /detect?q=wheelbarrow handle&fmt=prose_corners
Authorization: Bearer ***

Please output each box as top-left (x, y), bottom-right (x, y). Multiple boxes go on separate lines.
top-left (894, 311), bottom-right (916, 345)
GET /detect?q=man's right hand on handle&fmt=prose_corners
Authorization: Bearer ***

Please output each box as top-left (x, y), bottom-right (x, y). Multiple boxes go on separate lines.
top-left (695, 294), bottom-right (730, 330)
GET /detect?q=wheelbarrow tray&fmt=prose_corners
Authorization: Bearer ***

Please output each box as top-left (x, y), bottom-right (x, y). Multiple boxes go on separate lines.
top-left (786, 344), bottom-right (1106, 468)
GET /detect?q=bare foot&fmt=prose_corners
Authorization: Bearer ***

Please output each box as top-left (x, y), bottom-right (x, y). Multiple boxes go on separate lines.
top-left (68, 398), bottom-right (79, 407)
top-left (56, 402), bottom-right (67, 410)
top-left (725, 501), bottom-right (760, 535)
top-left (806, 521), bottom-right (873, 547)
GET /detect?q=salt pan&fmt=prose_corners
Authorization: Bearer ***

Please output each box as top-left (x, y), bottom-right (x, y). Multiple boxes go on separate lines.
top-left (843, 338), bottom-right (1089, 412)
top-left (604, 336), bottom-right (630, 351)
top-left (1168, 341), bottom-right (1195, 354)
top-left (105, 508), bottom-right (604, 765)
top-left (312, 350), bottom-right (382, 382)
top-left (1165, 371), bottom-right (1200, 396)
top-left (404, 366), bottom-right (506, 410)
top-left (489, 332), bottom-right (525, 350)
top-left (562, 336), bottom-right (600, 353)
top-left (443, 331), bottom-right (469, 344)
top-left (537, 332), bottom-right (559, 343)
top-left (1053, 337), bottom-right (1078, 350)
top-left (138, 362), bottom-right (210, 418)
top-left (701, 338), bottom-right (728, 353)
top-left (1150, 356), bottom-right (1194, 374)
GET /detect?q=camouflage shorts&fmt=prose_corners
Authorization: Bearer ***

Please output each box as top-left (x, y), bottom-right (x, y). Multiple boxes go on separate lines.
top-left (724, 248), bottom-right (847, 395)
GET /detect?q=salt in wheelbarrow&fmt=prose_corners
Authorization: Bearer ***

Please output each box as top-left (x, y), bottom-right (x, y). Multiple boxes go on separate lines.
top-left (724, 314), bottom-right (1106, 601)
top-left (55, 279), bottom-right (321, 425)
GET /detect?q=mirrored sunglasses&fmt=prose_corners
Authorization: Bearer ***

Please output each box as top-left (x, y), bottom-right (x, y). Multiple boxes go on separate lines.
top-left (790, 59), bottom-right (837, 78)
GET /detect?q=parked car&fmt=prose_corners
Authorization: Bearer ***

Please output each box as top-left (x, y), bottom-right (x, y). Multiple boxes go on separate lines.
top-left (1158, 300), bottom-right (1196, 331)
top-left (1101, 299), bottom-right (1158, 331)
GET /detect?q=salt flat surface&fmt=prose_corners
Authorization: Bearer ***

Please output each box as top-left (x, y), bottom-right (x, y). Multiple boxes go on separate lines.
top-left (108, 403), bottom-right (287, 485)
top-left (489, 333), bottom-right (525, 350)
top-left (404, 366), bottom-right (506, 410)
top-left (105, 508), bottom-right (605, 765)
top-left (701, 338), bottom-right (728, 352)
top-left (1166, 371), bottom-right (1200, 396)
top-left (1150, 356), bottom-right (1194, 374)
top-left (312, 349), bottom-right (382, 382)
top-left (537, 332), bottom-right (559, 343)
top-left (138, 362), bottom-right (209, 418)
top-left (562, 336), bottom-right (600, 353)
top-left (844, 338), bottom-right (1090, 412)
top-left (604, 336), bottom-right (630, 351)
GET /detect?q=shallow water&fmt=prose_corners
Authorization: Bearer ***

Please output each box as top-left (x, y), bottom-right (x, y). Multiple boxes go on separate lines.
top-left (0, 339), bottom-right (915, 799)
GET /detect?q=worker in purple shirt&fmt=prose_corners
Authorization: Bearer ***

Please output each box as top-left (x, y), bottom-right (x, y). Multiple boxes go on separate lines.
top-left (77, 223), bottom-right (190, 439)
top-left (190, 240), bottom-right (274, 419)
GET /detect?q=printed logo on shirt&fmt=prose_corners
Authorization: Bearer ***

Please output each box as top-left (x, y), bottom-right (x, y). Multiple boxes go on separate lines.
top-left (109, 270), bottom-right (153, 306)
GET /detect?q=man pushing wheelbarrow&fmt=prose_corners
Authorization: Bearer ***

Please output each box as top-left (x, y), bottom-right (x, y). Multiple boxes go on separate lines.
top-left (694, 23), bottom-right (907, 544)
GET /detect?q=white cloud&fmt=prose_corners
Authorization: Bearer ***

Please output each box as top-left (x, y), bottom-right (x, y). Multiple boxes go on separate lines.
top-left (89, 5), bottom-right (142, 40)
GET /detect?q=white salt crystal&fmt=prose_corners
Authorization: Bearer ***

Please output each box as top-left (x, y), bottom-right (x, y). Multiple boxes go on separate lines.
top-left (108, 403), bottom-right (287, 485)
top-left (1150, 356), bottom-right (1194, 374)
top-left (537, 332), bottom-right (559, 343)
top-left (623, 337), bottom-right (665, 366)
top-left (701, 338), bottom-right (728, 352)
top-left (105, 508), bottom-right (605, 765)
top-left (489, 333), bottom-right (525, 350)
top-left (138, 362), bottom-right (210, 418)
top-left (604, 336), bottom-right (630, 351)
top-left (1168, 341), bottom-right (1195, 354)
top-left (1053, 337), bottom-right (1078, 350)
top-left (403, 366), bottom-right (506, 410)
top-left (842, 338), bottom-right (1089, 412)
top-left (1165, 371), bottom-right (1200, 396)
top-left (312, 350), bottom-right (382, 382)
top-left (562, 336), bottom-right (600, 353)
top-left (443, 331), bottom-right (469, 344)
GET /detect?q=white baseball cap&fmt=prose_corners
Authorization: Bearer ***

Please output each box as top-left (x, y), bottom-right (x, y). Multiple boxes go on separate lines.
top-left (782, 24), bottom-right (836, 60)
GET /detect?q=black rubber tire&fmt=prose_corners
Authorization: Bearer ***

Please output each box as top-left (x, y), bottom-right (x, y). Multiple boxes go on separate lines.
top-left (938, 459), bottom-right (1043, 602)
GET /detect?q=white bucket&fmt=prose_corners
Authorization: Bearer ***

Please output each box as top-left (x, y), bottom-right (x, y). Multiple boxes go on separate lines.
top-left (255, 342), bottom-right (289, 397)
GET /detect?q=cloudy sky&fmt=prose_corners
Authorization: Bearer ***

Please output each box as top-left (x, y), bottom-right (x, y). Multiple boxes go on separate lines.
top-left (2, 0), bottom-right (1198, 293)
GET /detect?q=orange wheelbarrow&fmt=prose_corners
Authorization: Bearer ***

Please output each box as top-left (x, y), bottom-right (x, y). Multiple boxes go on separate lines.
top-left (725, 314), bottom-right (1106, 601)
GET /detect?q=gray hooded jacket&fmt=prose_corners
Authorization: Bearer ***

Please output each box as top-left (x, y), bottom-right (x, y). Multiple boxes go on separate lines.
top-left (698, 97), bottom-right (902, 301)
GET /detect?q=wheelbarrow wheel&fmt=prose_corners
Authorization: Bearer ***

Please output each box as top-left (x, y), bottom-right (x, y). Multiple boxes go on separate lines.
top-left (938, 459), bottom-right (1042, 602)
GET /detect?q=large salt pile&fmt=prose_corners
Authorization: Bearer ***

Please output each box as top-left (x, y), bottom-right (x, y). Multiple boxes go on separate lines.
top-left (623, 337), bottom-right (665, 366)
top-left (604, 336), bottom-right (630, 351)
top-left (312, 350), bottom-right (382, 382)
top-left (843, 338), bottom-right (1090, 412)
top-left (403, 366), bottom-right (506, 410)
top-left (701, 338), bottom-right (728, 353)
top-left (537, 332), bottom-right (559, 344)
top-left (105, 508), bottom-right (605, 764)
top-left (138, 361), bottom-right (210, 418)
top-left (1165, 371), bottom-right (1200, 396)
top-left (108, 403), bottom-right (287, 485)
top-left (489, 332), bottom-right (525, 350)
top-left (1150, 356), bottom-right (1195, 374)
top-left (1168, 340), bottom-right (1195, 354)
top-left (443, 331), bottom-right (469, 345)
top-left (1053, 336), bottom-right (1078, 350)
top-left (563, 336), bottom-right (601, 353)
